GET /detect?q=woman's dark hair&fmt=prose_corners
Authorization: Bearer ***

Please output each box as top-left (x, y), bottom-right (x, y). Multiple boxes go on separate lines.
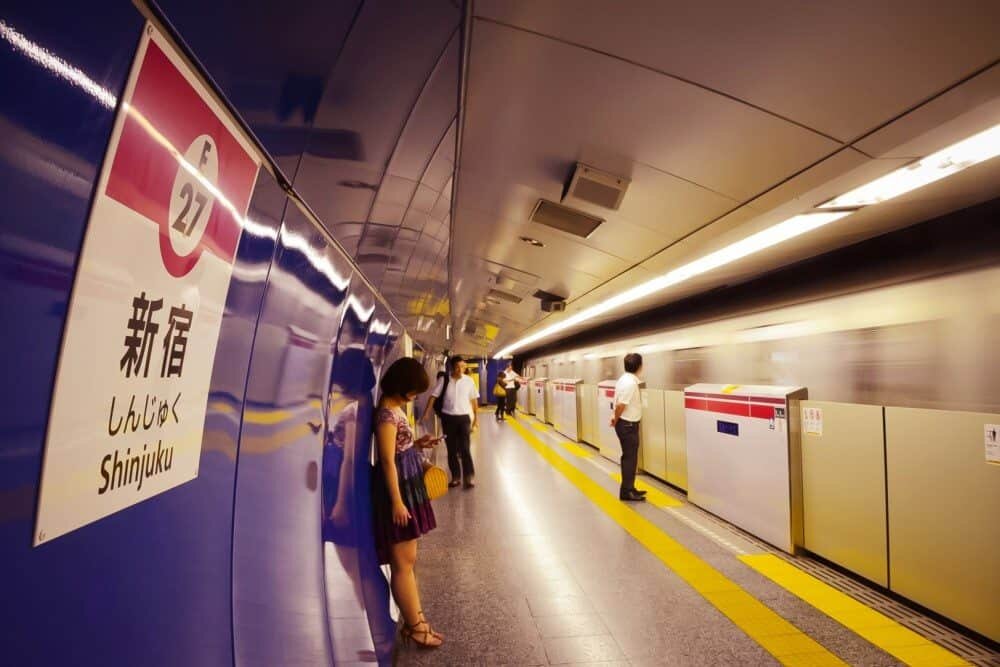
top-left (624, 353), bottom-right (643, 374)
top-left (380, 357), bottom-right (430, 398)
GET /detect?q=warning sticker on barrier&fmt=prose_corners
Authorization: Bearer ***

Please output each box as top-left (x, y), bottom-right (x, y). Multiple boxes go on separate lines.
top-left (803, 407), bottom-right (823, 437)
top-left (34, 24), bottom-right (260, 546)
top-left (986, 424), bottom-right (1000, 465)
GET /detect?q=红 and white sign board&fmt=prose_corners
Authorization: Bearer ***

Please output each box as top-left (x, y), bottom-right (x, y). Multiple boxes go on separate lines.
top-left (34, 25), bottom-right (261, 545)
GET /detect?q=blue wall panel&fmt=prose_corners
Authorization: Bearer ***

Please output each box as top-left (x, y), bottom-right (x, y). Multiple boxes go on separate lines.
top-left (1, 3), bottom-right (276, 664)
top-left (1, 3), bottom-right (427, 665)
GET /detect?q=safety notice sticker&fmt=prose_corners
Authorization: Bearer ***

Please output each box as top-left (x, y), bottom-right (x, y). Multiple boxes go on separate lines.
top-left (34, 24), bottom-right (260, 545)
top-left (986, 425), bottom-right (1000, 465)
top-left (803, 407), bottom-right (823, 437)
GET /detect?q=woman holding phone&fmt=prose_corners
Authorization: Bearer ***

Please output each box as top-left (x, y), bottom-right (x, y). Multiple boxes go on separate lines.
top-left (371, 357), bottom-right (444, 649)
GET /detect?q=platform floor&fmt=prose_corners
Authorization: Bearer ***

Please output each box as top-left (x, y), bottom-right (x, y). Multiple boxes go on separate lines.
top-left (396, 410), bottom-right (992, 666)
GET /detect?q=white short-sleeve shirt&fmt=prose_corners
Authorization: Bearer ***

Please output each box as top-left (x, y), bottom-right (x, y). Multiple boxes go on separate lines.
top-left (614, 372), bottom-right (643, 422)
top-left (503, 369), bottom-right (518, 389)
top-left (432, 374), bottom-right (479, 417)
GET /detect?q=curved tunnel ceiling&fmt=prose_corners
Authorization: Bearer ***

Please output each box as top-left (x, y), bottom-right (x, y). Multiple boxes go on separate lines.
top-left (451, 0), bottom-right (1000, 357)
top-left (166, 0), bottom-right (1000, 357)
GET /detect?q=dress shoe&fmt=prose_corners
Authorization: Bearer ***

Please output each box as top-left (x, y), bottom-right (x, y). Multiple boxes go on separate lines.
top-left (448, 480), bottom-right (461, 488)
top-left (463, 478), bottom-right (476, 489)
top-left (619, 490), bottom-right (646, 502)
top-left (632, 488), bottom-right (647, 496)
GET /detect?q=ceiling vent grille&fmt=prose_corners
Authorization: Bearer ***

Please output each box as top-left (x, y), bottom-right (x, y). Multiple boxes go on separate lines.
top-left (486, 289), bottom-right (522, 304)
top-left (530, 200), bottom-right (603, 238)
top-left (564, 163), bottom-right (630, 210)
top-left (533, 288), bottom-right (566, 302)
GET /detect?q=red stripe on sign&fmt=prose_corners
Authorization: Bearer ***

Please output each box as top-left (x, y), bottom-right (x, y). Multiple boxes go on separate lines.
top-left (703, 392), bottom-right (748, 401)
top-left (750, 396), bottom-right (787, 405)
top-left (605, 390), bottom-right (614, 398)
top-left (105, 40), bottom-right (257, 277)
top-left (705, 400), bottom-right (750, 417)
top-left (750, 404), bottom-right (775, 420)
top-left (685, 397), bottom-right (707, 411)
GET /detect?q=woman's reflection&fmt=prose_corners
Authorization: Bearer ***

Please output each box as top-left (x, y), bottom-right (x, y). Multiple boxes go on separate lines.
top-left (323, 346), bottom-right (375, 545)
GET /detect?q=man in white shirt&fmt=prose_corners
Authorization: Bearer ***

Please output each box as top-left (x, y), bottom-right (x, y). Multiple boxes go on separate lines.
top-left (423, 355), bottom-right (479, 488)
top-left (611, 353), bottom-right (647, 502)
top-left (501, 363), bottom-right (524, 419)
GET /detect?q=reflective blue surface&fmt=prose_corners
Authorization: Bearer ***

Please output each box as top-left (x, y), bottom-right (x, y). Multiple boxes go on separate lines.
top-left (0, 1), bottom-right (436, 664)
top-left (155, 0), bottom-right (461, 346)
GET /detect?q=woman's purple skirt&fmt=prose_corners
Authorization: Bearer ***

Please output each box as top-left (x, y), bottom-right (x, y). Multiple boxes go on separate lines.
top-left (372, 446), bottom-right (437, 564)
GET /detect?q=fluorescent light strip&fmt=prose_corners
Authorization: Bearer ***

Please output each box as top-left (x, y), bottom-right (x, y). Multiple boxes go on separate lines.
top-left (495, 123), bottom-right (1000, 358)
top-left (1, 20), bottom-right (118, 109)
top-left (819, 123), bottom-right (1000, 208)
top-left (494, 211), bottom-right (849, 358)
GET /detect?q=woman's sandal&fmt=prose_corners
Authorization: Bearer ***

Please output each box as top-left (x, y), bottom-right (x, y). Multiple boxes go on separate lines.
top-left (400, 619), bottom-right (443, 649)
top-left (418, 611), bottom-right (443, 640)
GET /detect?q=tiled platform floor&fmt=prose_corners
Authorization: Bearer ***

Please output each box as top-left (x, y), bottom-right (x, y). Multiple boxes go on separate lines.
top-left (396, 412), bottom-right (926, 666)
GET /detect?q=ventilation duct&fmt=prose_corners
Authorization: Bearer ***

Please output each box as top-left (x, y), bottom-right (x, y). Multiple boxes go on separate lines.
top-left (563, 163), bottom-right (630, 210)
top-left (530, 199), bottom-right (603, 238)
top-left (486, 289), bottom-right (522, 304)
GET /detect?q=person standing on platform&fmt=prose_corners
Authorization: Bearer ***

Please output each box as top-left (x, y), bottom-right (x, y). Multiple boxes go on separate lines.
top-left (423, 355), bottom-right (479, 488)
top-left (501, 362), bottom-right (524, 420)
top-left (611, 353), bottom-right (647, 502)
top-left (371, 358), bottom-right (443, 649)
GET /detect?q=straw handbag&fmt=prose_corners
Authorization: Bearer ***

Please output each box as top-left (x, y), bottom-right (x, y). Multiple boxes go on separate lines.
top-left (423, 464), bottom-right (448, 500)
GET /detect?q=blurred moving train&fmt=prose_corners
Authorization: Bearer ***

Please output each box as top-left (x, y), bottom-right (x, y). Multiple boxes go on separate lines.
top-left (527, 263), bottom-right (1000, 413)
top-left (523, 199), bottom-right (1000, 414)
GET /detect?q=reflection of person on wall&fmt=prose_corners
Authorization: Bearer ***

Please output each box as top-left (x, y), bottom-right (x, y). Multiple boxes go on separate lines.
top-left (323, 347), bottom-right (376, 543)
top-left (321, 346), bottom-right (397, 662)
top-left (422, 355), bottom-right (479, 489)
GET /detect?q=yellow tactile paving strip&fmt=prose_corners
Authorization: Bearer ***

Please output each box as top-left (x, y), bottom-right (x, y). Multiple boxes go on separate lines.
top-left (506, 416), bottom-right (849, 666)
top-left (513, 415), bottom-right (971, 666)
top-left (740, 555), bottom-right (970, 667)
top-left (609, 472), bottom-right (684, 509)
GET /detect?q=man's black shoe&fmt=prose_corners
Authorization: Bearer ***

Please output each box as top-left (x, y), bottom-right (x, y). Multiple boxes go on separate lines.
top-left (619, 490), bottom-right (646, 502)
top-left (633, 488), bottom-right (647, 496)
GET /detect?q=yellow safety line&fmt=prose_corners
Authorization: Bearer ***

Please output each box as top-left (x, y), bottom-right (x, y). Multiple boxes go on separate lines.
top-left (740, 555), bottom-right (970, 667)
top-left (558, 442), bottom-right (594, 459)
top-left (530, 420), bottom-right (550, 433)
top-left (609, 472), bottom-right (684, 509)
top-left (506, 417), bottom-right (848, 666)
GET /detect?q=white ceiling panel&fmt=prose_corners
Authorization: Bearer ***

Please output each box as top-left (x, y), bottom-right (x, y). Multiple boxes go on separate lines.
top-left (450, 5), bottom-right (999, 355)
top-left (463, 19), bottom-right (841, 202)
top-left (854, 68), bottom-right (1000, 158)
top-left (475, 0), bottom-right (1000, 142)
top-left (411, 184), bottom-right (440, 214)
top-left (386, 37), bottom-right (461, 182)
top-left (491, 155), bottom-right (1000, 352)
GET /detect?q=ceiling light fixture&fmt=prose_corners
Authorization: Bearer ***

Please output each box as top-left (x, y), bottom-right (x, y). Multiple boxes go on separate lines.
top-left (493, 123), bottom-right (1000, 360)
top-left (818, 123), bottom-right (1000, 209)
top-left (493, 211), bottom-right (849, 358)
top-left (520, 236), bottom-right (545, 247)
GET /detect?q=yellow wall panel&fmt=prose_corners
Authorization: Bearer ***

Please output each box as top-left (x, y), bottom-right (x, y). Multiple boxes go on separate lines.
top-left (800, 401), bottom-right (888, 586)
top-left (885, 407), bottom-right (1000, 641)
